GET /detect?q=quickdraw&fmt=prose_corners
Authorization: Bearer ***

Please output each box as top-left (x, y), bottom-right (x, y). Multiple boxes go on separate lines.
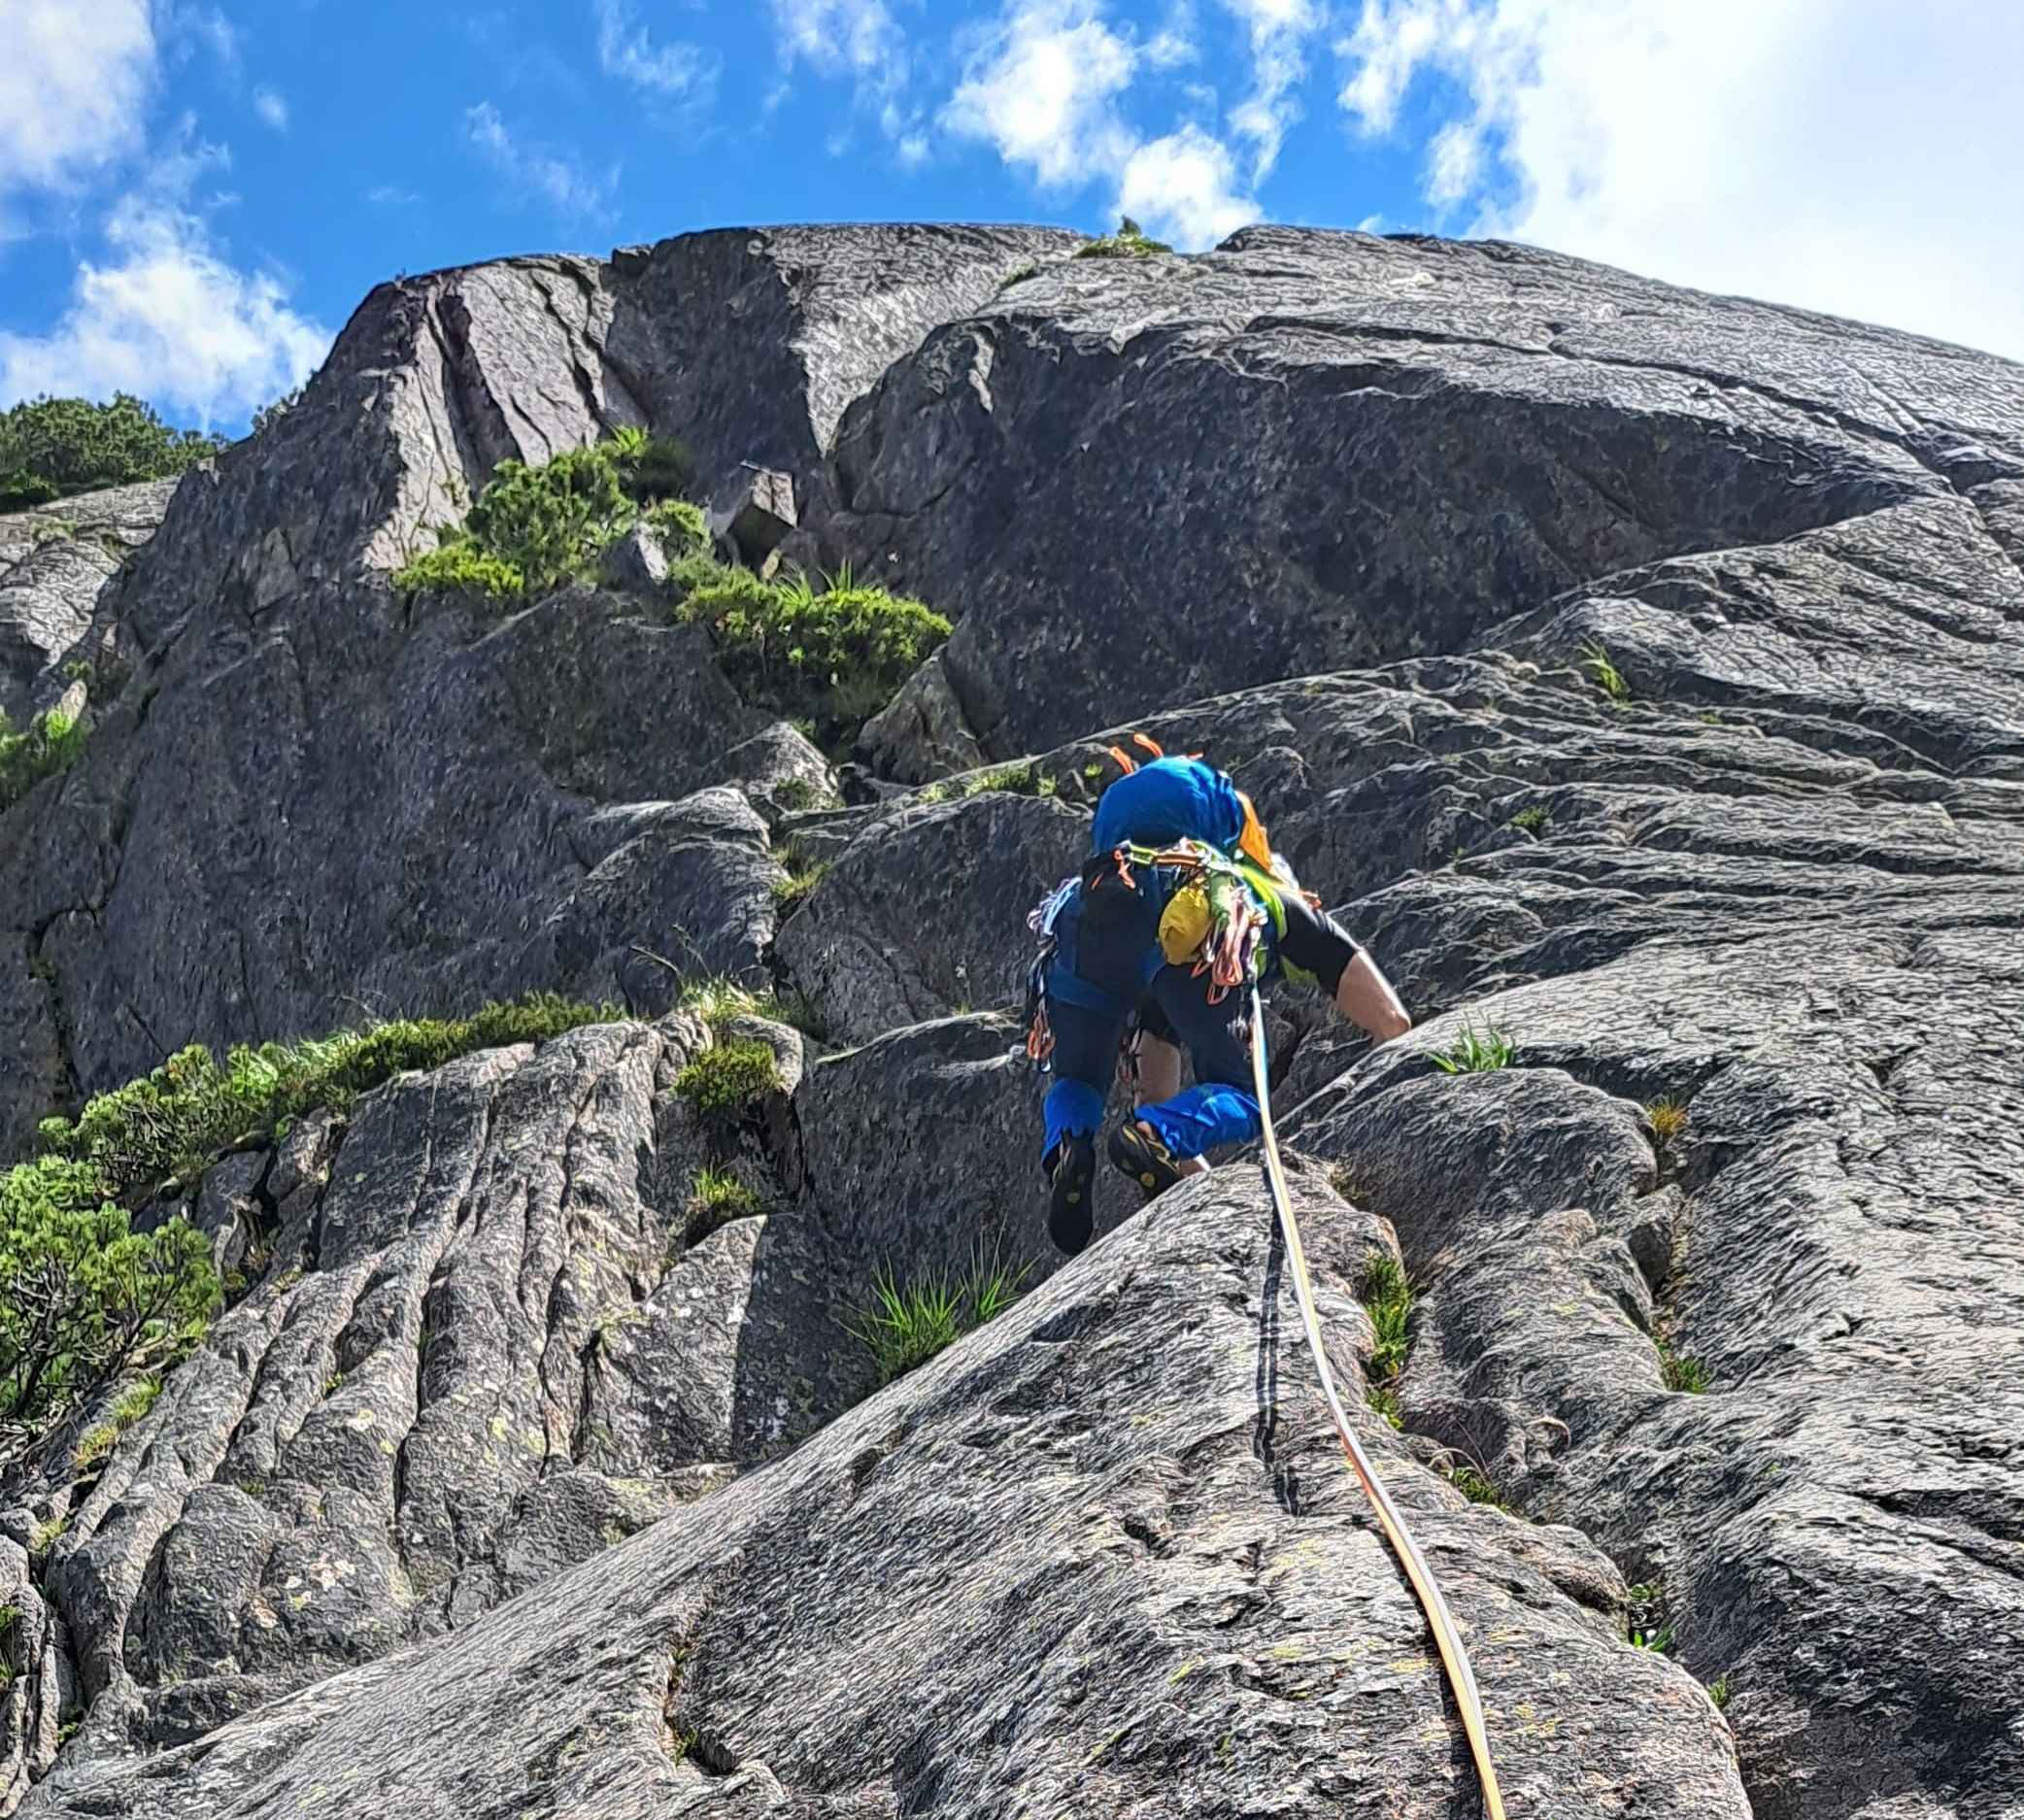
top-left (1023, 836), bottom-right (1289, 1071)
top-left (1247, 985), bottom-right (1508, 1820)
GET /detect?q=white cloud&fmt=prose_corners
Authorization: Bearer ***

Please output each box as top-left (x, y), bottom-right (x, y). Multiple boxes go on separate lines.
top-left (1145, 0), bottom-right (1199, 68)
top-left (594, 0), bottom-right (718, 106)
top-left (1220, 0), bottom-right (1319, 181)
top-left (162, 2), bottom-right (240, 74)
top-left (0, 0), bottom-right (156, 200)
top-left (772, 0), bottom-right (908, 79)
top-left (367, 184), bottom-right (422, 209)
top-left (1336, 0), bottom-right (2024, 360)
top-left (941, 0), bottom-right (1258, 249)
top-left (463, 101), bottom-right (617, 221)
top-left (253, 86), bottom-right (289, 132)
top-left (1119, 123), bottom-right (1256, 248)
top-left (1424, 117), bottom-right (1476, 205)
top-left (0, 195), bottom-right (331, 423)
top-left (943, 0), bottom-right (1140, 189)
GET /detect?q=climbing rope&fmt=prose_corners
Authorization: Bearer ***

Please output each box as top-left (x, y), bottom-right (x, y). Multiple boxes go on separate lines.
top-left (1246, 986), bottom-right (1508, 1820)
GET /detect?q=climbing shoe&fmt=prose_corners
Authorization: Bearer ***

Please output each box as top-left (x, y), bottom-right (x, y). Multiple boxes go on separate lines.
top-left (1046, 1133), bottom-right (1097, 1256)
top-left (1109, 1119), bottom-right (1184, 1201)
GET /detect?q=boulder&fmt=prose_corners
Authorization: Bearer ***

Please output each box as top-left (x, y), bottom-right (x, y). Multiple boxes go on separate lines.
top-left (857, 651), bottom-right (987, 783)
top-left (710, 465), bottom-right (797, 568)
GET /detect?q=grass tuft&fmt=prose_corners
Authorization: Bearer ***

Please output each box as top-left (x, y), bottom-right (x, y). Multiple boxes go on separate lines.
top-left (1357, 1254), bottom-right (1414, 1384)
top-left (1646, 1095), bottom-right (1690, 1146)
top-left (673, 1040), bottom-right (782, 1126)
top-left (1657, 1339), bottom-right (1708, 1395)
top-left (1431, 1020), bottom-right (1518, 1074)
top-left (1707, 1673), bottom-right (1732, 1712)
top-left (771, 859), bottom-right (831, 909)
top-left (851, 1251), bottom-right (1030, 1385)
top-left (685, 1166), bottom-right (761, 1242)
top-left (1581, 640), bottom-right (1631, 706)
top-left (1507, 804), bottom-right (1551, 834)
top-left (1447, 1464), bottom-right (1509, 1511)
top-left (675, 976), bottom-right (827, 1042)
top-left (772, 776), bottom-right (838, 813)
top-left (0, 707), bottom-right (88, 815)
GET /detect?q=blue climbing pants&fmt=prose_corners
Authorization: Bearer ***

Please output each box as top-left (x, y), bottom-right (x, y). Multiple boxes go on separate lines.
top-left (1039, 873), bottom-right (1262, 1164)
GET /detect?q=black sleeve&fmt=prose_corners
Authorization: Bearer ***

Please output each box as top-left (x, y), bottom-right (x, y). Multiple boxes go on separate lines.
top-left (1275, 891), bottom-right (1362, 995)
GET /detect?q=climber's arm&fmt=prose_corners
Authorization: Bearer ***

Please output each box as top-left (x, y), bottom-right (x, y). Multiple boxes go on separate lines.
top-left (1277, 893), bottom-right (1412, 1045)
top-left (1333, 950), bottom-right (1411, 1044)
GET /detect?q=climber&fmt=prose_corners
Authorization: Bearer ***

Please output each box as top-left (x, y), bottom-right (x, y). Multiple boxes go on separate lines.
top-left (1027, 739), bottom-right (1411, 1255)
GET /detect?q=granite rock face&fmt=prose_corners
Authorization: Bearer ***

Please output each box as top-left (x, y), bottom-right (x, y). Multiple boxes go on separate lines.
top-left (825, 227), bottom-right (2022, 756)
top-left (4, 220), bottom-right (2024, 1818)
top-left (0, 479), bottom-right (177, 724)
top-left (20, 1165), bottom-right (1752, 1820)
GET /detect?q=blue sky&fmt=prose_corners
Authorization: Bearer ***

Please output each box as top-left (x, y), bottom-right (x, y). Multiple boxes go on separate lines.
top-left (3, 0), bottom-right (2021, 434)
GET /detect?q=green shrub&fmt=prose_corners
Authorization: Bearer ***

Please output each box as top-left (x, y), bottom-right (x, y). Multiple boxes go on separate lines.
top-left (251, 388), bottom-right (302, 437)
top-left (37, 993), bottom-right (620, 1206)
top-left (1508, 805), bottom-right (1551, 834)
top-left (0, 708), bottom-right (87, 815)
top-left (393, 427), bottom-right (702, 603)
top-left (392, 537), bottom-right (525, 601)
top-left (1431, 1020), bottom-right (1518, 1074)
top-left (962, 762), bottom-right (1056, 798)
top-left (462, 444), bottom-right (637, 595)
top-left (1076, 216), bottom-right (1173, 259)
top-left (1, 1164), bottom-right (218, 1452)
top-left (0, 393), bottom-right (225, 504)
top-left (644, 497), bottom-right (708, 556)
top-left (5, 995), bottom-right (614, 1464)
top-left (851, 1251), bottom-right (1029, 1385)
top-left (1707, 1673), bottom-right (1731, 1711)
top-left (0, 469), bottom-right (60, 511)
top-left (1448, 1463), bottom-right (1508, 1510)
top-left (611, 428), bottom-right (695, 502)
top-left (678, 564), bottom-right (952, 750)
top-left (673, 1040), bottom-right (782, 1125)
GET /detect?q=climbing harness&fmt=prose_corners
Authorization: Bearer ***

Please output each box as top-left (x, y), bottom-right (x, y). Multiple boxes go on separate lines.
top-left (1247, 984), bottom-right (1508, 1820)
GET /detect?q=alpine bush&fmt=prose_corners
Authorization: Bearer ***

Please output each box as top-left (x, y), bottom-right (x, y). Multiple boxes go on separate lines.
top-left (0, 393), bottom-right (225, 509)
top-left (391, 539), bottom-right (525, 601)
top-left (677, 564), bottom-right (952, 749)
top-left (0, 1161), bottom-right (218, 1458)
top-left (37, 993), bottom-right (620, 1206)
top-left (0, 708), bottom-right (86, 815)
top-left (1076, 216), bottom-right (1173, 259)
top-left (3, 994), bottom-right (618, 1466)
top-left (393, 427), bottom-right (703, 603)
